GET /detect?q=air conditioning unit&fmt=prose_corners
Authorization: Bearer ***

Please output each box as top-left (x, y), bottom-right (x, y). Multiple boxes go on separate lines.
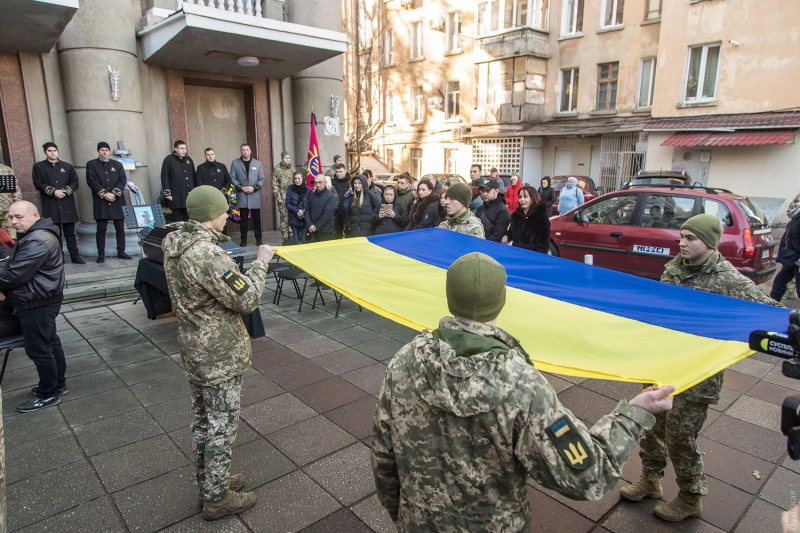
top-left (399, 0), bottom-right (413, 8)
top-left (451, 127), bottom-right (465, 141)
top-left (427, 97), bottom-right (443, 109)
top-left (428, 17), bottom-right (444, 31)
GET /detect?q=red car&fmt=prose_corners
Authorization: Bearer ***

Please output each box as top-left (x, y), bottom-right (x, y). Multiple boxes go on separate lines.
top-left (549, 186), bottom-right (777, 282)
top-left (550, 176), bottom-right (598, 216)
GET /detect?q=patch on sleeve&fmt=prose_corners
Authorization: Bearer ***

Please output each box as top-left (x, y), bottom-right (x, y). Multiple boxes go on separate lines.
top-left (221, 269), bottom-right (248, 294)
top-left (545, 417), bottom-right (594, 470)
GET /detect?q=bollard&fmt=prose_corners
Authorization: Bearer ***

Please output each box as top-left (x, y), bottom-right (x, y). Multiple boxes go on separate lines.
top-left (584, 254), bottom-right (593, 265)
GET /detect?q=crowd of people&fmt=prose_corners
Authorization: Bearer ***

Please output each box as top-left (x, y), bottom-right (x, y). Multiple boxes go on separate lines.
top-left (275, 160), bottom-right (566, 254)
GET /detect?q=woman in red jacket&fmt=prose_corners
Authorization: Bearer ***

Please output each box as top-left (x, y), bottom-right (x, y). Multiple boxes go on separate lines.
top-left (506, 173), bottom-right (522, 214)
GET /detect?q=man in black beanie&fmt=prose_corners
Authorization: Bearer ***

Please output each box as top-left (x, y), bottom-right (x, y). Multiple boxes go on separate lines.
top-left (31, 142), bottom-right (85, 264)
top-left (86, 141), bottom-right (131, 262)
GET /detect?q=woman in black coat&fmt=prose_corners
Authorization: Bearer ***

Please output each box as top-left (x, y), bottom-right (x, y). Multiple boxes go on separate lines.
top-left (538, 176), bottom-right (555, 215)
top-left (344, 174), bottom-right (380, 237)
top-left (503, 186), bottom-right (551, 254)
top-left (405, 178), bottom-right (439, 231)
top-left (370, 186), bottom-right (409, 235)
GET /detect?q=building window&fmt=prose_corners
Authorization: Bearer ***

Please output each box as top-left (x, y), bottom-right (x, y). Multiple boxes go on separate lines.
top-left (684, 43), bottom-right (720, 102)
top-left (561, 0), bottom-right (583, 35)
top-left (357, 0), bottom-right (372, 49)
top-left (476, 0), bottom-right (545, 35)
top-left (529, 0), bottom-right (548, 30)
top-left (445, 81), bottom-right (460, 120)
top-left (384, 30), bottom-right (393, 65)
top-left (601, 0), bottom-right (624, 28)
top-left (559, 68), bottom-right (579, 112)
top-left (386, 90), bottom-right (395, 124)
top-left (471, 138), bottom-right (522, 175)
top-left (644, 0), bottom-right (661, 20)
top-left (386, 148), bottom-right (395, 173)
top-left (411, 148), bottom-right (423, 180)
top-left (411, 86), bottom-right (424, 122)
top-left (446, 12), bottom-right (461, 52)
top-left (637, 58), bottom-right (656, 107)
top-left (410, 21), bottom-right (423, 60)
top-left (596, 62), bottom-right (619, 110)
top-left (445, 148), bottom-right (459, 174)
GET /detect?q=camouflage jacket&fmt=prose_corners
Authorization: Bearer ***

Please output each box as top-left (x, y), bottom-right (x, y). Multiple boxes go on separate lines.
top-left (372, 316), bottom-right (655, 532)
top-left (162, 222), bottom-right (268, 386)
top-left (0, 164), bottom-right (22, 213)
top-left (272, 162), bottom-right (295, 200)
top-left (661, 251), bottom-right (781, 403)
top-left (438, 209), bottom-right (485, 239)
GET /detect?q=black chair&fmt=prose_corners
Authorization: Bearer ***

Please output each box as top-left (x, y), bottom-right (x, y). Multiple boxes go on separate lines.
top-left (311, 285), bottom-right (362, 318)
top-left (274, 267), bottom-right (313, 312)
top-left (0, 334), bottom-right (25, 385)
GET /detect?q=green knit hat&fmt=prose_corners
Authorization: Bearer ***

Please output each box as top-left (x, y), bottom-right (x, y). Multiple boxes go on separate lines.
top-left (681, 214), bottom-right (723, 249)
top-left (186, 186), bottom-right (229, 222)
top-left (281, 151), bottom-right (290, 158)
top-left (446, 183), bottom-right (472, 209)
top-left (446, 253), bottom-right (507, 322)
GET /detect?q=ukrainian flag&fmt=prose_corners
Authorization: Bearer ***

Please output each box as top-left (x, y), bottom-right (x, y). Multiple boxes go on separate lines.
top-left (276, 229), bottom-right (789, 393)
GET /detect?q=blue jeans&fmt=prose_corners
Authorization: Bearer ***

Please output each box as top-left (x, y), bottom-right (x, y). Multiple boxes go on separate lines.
top-left (291, 226), bottom-right (306, 244)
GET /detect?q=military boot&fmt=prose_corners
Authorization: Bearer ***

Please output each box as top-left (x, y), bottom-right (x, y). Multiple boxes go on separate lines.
top-left (654, 490), bottom-right (703, 522)
top-left (620, 472), bottom-right (663, 502)
top-left (199, 474), bottom-right (245, 505)
top-left (202, 489), bottom-right (256, 521)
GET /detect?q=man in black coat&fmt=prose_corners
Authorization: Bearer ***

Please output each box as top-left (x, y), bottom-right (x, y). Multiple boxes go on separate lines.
top-left (306, 174), bottom-right (336, 243)
top-left (195, 148), bottom-right (231, 191)
top-left (0, 201), bottom-right (67, 412)
top-left (31, 142), bottom-right (85, 264)
top-left (161, 140), bottom-right (195, 222)
top-left (331, 164), bottom-right (351, 239)
top-left (770, 208), bottom-right (800, 302)
top-left (476, 178), bottom-right (511, 242)
top-left (86, 142), bottom-right (131, 263)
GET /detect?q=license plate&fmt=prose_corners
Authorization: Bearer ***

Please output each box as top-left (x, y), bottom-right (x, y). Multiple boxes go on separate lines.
top-left (762, 249), bottom-right (770, 259)
top-left (633, 244), bottom-right (670, 256)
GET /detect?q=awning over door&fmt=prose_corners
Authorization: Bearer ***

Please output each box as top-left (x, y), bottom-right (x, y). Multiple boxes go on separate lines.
top-left (661, 129), bottom-right (797, 147)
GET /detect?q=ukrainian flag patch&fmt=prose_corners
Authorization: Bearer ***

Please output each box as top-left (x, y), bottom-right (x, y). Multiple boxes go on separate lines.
top-left (221, 269), bottom-right (248, 294)
top-left (545, 417), bottom-right (594, 471)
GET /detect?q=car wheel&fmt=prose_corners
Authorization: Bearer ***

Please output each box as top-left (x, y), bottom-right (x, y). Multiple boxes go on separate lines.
top-left (548, 242), bottom-right (559, 257)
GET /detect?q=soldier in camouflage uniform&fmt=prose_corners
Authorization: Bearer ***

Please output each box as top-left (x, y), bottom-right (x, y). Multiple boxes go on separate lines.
top-left (372, 252), bottom-right (675, 532)
top-left (323, 154), bottom-right (342, 189)
top-left (621, 214), bottom-right (781, 522)
top-left (162, 186), bottom-right (273, 521)
top-left (272, 151), bottom-right (295, 241)
top-left (0, 165), bottom-right (23, 239)
top-left (437, 182), bottom-right (485, 239)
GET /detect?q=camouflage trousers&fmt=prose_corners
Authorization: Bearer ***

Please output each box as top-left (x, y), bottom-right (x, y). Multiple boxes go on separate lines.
top-left (639, 394), bottom-right (709, 496)
top-left (277, 203), bottom-right (289, 240)
top-left (0, 214), bottom-right (14, 239)
top-left (190, 376), bottom-right (242, 502)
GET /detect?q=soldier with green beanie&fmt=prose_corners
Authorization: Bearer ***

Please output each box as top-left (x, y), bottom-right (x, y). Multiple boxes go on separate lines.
top-left (373, 252), bottom-right (676, 532)
top-left (271, 150), bottom-right (294, 241)
top-left (620, 213), bottom-right (780, 522)
top-left (162, 186), bottom-right (274, 520)
top-left (438, 182), bottom-right (485, 238)
top-left (324, 154), bottom-right (343, 187)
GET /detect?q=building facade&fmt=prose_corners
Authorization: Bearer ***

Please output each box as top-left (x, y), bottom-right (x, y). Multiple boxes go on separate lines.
top-left (0, 0), bottom-right (347, 254)
top-left (345, 0), bottom-right (800, 222)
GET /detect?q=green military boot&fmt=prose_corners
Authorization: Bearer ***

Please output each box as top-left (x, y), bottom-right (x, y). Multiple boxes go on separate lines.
top-left (202, 489), bottom-right (256, 520)
top-left (620, 472), bottom-right (663, 501)
top-left (654, 490), bottom-right (703, 522)
top-left (199, 473), bottom-right (245, 505)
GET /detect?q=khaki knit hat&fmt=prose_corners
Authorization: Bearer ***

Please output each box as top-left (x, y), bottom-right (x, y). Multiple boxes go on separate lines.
top-left (446, 253), bottom-right (507, 323)
top-left (446, 183), bottom-right (473, 209)
top-left (281, 151), bottom-right (290, 158)
top-left (186, 186), bottom-right (229, 222)
top-left (681, 214), bottom-right (723, 249)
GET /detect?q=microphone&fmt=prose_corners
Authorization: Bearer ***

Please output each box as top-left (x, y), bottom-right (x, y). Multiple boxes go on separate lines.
top-left (749, 330), bottom-right (795, 359)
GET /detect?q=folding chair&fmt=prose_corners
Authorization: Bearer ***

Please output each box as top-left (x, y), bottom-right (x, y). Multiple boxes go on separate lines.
top-left (274, 267), bottom-right (313, 312)
top-left (0, 334), bottom-right (25, 385)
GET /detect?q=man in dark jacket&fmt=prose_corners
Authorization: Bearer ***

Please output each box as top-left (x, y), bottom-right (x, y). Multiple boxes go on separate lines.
top-left (306, 175), bottom-right (335, 243)
top-left (395, 173), bottom-right (414, 212)
top-left (476, 178), bottom-right (511, 242)
top-left (161, 140), bottom-right (195, 222)
top-left (86, 142), bottom-right (130, 262)
top-left (331, 164), bottom-right (351, 239)
top-left (31, 142), bottom-right (85, 264)
top-left (770, 207), bottom-right (800, 302)
top-left (195, 148), bottom-right (231, 192)
top-left (0, 201), bottom-right (67, 412)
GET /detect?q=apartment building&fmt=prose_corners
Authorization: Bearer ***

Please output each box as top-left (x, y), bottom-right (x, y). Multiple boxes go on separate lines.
top-left (0, 0), bottom-right (346, 254)
top-left (345, 0), bottom-right (800, 221)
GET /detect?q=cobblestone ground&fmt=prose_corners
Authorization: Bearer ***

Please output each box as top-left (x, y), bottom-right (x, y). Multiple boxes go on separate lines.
top-left (2, 260), bottom-right (798, 532)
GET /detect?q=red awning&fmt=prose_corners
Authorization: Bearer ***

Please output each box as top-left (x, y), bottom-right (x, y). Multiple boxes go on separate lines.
top-left (661, 129), bottom-right (797, 147)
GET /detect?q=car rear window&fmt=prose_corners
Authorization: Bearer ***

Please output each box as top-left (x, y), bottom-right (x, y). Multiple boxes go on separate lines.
top-left (553, 179), bottom-right (592, 190)
top-left (734, 198), bottom-right (768, 229)
top-left (633, 177), bottom-right (686, 186)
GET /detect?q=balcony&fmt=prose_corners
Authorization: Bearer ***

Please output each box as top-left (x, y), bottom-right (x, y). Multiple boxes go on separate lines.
top-left (138, 1), bottom-right (348, 79)
top-left (476, 26), bottom-right (549, 60)
top-left (0, 0), bottom-right (79, 53)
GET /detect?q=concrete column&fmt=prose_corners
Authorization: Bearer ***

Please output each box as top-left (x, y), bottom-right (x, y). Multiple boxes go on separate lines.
top-left (57, 0), bottom-right (151, 256)
top-left (288, 0), bottom-right (345, 173)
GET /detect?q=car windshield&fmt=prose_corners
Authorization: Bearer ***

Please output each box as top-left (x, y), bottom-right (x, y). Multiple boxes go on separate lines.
top-left (734, 198), bottom-right (768, 229)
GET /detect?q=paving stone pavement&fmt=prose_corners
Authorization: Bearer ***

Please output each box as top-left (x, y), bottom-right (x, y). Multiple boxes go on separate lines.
top-left (2, 265), bottom-right (799, 532)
